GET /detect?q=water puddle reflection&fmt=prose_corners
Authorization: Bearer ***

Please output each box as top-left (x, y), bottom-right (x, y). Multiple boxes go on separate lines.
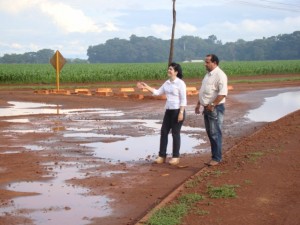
top-left (24, 145), bottom-right (45, 151)
top-left (0, 101), bottom-right (124, 117)
top-left (0, 163), bottom-right (112, 224)
top-left (246, 90), bottom-right (300, 122)
top-left (0, 150), bottom-right (22, 154)
top-left (3, 128), bottom-right (52, 134)
top-left (64, 133), bottom-right (128, 139)
top-left (84, 134), bottom-right (205, 162)
top-left (68, 118), bottom-right (206, 162)
top-left (4, 118), bottom-right (30, 123)
top-left (0, 101), bottom-right (207, 162)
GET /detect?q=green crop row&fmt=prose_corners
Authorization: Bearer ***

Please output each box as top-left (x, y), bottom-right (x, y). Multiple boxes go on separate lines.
top-left (0, 60), bottom-right (299, 84)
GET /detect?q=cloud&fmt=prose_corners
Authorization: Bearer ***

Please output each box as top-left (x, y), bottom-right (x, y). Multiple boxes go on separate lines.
top-left (38, 1), bottom-right (101, 33)
top-left (11, 43), bottom-right (23, 49)
top-left (177, 22), bottom-right (198, 33)
top-left (129, 22), bottom-right (198, 40)
top-left (131, 24), bottom-right (170, 39)
top-left (196, 16), bottom-right (300, 42)
top-left (0, 41), bottom-right (40, 55)
top-left (84, 0), bottom-right (225, 11)
top-left (0, 0), bottom-right (37, 13)
top-left (0, 0), bottom-right (118, 33)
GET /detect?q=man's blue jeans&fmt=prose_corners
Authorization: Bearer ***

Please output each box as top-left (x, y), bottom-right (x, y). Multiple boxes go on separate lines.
top-left (203, 104), bottom-right (225, 162)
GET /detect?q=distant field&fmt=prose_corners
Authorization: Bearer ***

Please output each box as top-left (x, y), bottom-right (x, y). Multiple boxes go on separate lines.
top-left (0, 60), bottom-right (299, 84)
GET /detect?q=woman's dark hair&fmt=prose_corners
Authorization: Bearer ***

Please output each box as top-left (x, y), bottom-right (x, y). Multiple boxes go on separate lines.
top-left (169, 62), bottom-right (183, 79)
top-left (206, 54), bottom-right (219, 65)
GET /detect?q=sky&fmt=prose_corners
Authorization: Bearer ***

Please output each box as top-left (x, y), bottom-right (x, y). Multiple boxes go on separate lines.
top-left (0, 0), bottom-right (299, 59)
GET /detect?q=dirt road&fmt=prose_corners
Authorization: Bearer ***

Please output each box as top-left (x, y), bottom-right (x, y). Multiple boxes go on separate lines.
top-left (0, 75), bottom-right (299, 225)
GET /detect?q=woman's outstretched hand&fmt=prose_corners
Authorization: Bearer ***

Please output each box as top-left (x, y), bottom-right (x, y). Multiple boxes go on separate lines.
top-left (137, 82), bottom-right (146, 89)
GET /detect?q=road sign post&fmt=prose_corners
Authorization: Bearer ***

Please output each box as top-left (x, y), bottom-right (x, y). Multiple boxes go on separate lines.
top-left (50, 50), bottom-right (66, 91)
top-left (56, 52), bottom-right (59, 90)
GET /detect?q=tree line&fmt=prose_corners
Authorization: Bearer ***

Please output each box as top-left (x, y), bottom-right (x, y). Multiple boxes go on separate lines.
top-left (0, 49), bottom-right (55, 64)
top-left (0, 49), bottom-right (87, 64)
top-left (0, 31), bottom-right (299, 64)
top-left (87, 31), bottom-right (300, 63)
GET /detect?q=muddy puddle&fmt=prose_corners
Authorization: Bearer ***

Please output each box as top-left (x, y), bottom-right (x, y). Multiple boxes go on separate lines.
top-left (0, 101), bottom-right (124, 117)
top-left (0, 101), bottom-right (207, 224)
top-left (0, 102), bottom-right (207, 162)
top-left (0, 162), bottom-right (112, 225)
top-left (245, 88), bottom-right (300, 122)
top-left (73, 119), bottom-right (206, 162)
top-left (84, 134), bottom-right (204, 162)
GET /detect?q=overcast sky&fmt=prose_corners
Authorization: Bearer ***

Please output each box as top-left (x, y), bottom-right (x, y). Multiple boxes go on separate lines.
top-left (0, 0), bottom-right (299, 59)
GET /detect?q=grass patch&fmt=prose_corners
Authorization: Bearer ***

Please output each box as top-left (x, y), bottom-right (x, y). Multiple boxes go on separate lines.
top-left (248, 151), bottom-right (264, 161)
top-left (147, 203), bottom-right (188, 225)
top-left (185, 176), bottom-right (202, 188)
top-left (178, 193), bottom-right (205, 205)
top-left (147, 193), bottom-right (205, 225)
top-left (207, 184), bottom-right (239, 199)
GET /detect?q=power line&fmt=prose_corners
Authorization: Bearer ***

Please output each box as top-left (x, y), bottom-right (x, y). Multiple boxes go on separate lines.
top-left (258, 0), bottom-right (300, 8)
top-left (231, 0), bottom-right (300, 12)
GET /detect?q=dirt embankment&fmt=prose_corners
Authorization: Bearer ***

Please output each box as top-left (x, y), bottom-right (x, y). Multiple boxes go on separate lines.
top-left (179, 109), bottom-right (300, 225)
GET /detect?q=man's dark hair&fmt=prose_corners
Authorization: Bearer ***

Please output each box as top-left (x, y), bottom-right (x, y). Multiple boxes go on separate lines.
top-left (206, 54), bottom-right (219, 65)
top-left (169, 62), bottom-right (183, 79)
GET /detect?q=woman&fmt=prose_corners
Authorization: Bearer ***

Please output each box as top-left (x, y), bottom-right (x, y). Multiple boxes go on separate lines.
top-left (137, 62), bottom-right (187, 165)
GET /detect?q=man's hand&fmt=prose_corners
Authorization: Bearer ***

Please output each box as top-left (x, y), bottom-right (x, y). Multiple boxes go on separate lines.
top-left (206, 104), bottom-right (215, 112)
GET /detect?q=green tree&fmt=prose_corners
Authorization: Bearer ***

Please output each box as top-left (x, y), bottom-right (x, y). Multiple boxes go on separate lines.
top-left (36, 49), bottom-right (55, 63)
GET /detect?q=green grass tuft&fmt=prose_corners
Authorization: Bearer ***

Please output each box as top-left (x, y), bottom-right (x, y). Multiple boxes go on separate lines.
top-left (185, 176), bottom-right (202, 188)
top-left (178, 193), bottom-right (205, 205)
top-left (207, 184), bottom-right (239, 199)
top-left (147, 203), bottom-right (188, 225)
top-left (147, 193), bottom-right (205, 225)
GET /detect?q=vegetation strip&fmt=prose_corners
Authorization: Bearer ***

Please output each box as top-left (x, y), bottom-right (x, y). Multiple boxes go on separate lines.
top-left (147, 194), bottom-right (205, 225)
top-left (0, 60), bottom-right (300, 84)
top-left (0, 76), bottom-right (299, 91)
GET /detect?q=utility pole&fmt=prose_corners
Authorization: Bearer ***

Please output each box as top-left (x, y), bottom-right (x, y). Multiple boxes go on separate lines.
top-left (168, 0), bottom-right (176, 65)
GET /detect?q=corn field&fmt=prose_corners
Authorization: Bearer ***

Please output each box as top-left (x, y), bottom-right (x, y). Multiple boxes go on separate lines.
top-left (0, 60), bottom-right (299, 84)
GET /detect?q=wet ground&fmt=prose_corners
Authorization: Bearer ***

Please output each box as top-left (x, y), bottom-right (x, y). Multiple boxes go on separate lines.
top-left (0, 77), bottom-right (300, 225)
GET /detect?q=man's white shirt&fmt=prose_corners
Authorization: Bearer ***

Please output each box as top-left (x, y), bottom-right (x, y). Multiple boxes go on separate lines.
top-left (199, 66), bottom-right (228, 106)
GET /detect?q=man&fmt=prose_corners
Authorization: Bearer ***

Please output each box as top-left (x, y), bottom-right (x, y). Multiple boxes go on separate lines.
top-left (195, 54), bottom-right (228, 166)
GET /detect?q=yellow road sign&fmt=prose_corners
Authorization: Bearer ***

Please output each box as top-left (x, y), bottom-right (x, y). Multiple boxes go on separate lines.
top-left (50, 50), bottom-right (66, 72)
top-left (50, 50), bottom-right (66, 91)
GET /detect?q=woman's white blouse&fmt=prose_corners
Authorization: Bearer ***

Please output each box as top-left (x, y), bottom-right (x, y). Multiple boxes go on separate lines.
top-left (153, 78), bottom-right (187, 109)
